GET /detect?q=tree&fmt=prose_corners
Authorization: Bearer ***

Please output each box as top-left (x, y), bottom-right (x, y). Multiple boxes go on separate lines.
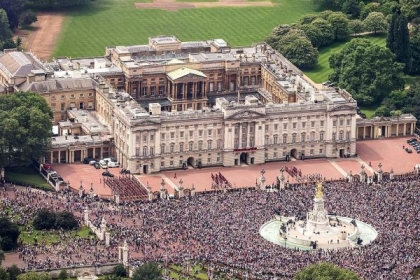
top-left (342, 0), bottom-right (361, 18)
top-left (0, 0), bottom-right (25, 29)
top-left (58, 269), bottom-right (68, 280)
top-left (6, 265), bottom-right (22, 280)
top-left (0, 239), bottom-right (4, 264)
top-left (277, 30), bottom-right (319, 69)
top-left (329, 38), bottom-right (404, 105)
top-left (348, 19), bottom-right (365, 34)
top-left (0, 217), bottom-right (20, 251)
top-left (387, 9), bottom-right (410, 72)
top-left (0, 9), bottom-right (12, 47)
top-left (295, 262), bottom-right (360, 280)
top-left (401, 0), bottom-right (420, 21)
top-left (17, 272), bottom-right (51, 280)
top-left (33, 209), bottom-right (56, 230)
top-left (0, 267), bottom-right (10, 280)
top-left (409, 32), bottom-right (420, 74)
top-left (0, 92), bottom-right (52, 169)
top-left (300, 24), bottom-right (325, 47)
top-left (363, 12), bottom-right (388, 34)
top-left (19, 10), bottom-right (37, 29)
top-left (132, 263), bottom-right (162, 280)
top-left (360, 2), bottom-right (381, 20)
top-left (327, 12), bottom-right (350, 40)
top-left (311, 18), bottom-right (335, 46)
top-left (55, 212), bottom-right (78, 230)
top-left (113, 264), bottom-right (127, 277)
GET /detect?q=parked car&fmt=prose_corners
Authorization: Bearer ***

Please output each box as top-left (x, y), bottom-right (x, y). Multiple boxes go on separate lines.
top-left (407, 138), bottom-right (417, 144)
top-left (405, 148), bottom-right (413, 153)
top-left (93, 162), bottom-right (100, 169)
top-left (99, 160), bottom-right (108, 169)
top-left (108, 162), bottom-right (120, 168)
top-left (102, 171), bottom-right (114, 177)
top-left (83, 157), bottom-right (97, 164)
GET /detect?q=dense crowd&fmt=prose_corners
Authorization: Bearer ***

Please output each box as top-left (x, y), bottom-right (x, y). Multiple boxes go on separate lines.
top-left (2, 173), bottom-right (420, 279)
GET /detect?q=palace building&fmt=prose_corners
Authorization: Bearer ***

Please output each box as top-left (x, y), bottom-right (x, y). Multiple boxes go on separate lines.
top-left (0, 36), bottom-right (416, 173)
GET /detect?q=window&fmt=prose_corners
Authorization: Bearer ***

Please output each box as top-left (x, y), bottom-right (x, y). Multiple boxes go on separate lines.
top-left (170, 132), bottom-right (175, 139)
top-left (79, 93), bottom-right (84, 98)
top-left (340, 119), bottom-right (344, 126)
top-left (51, 103), bottom-right (56, 112)
top-left (150, 147), bottom-right (154, 155)
top-left (61, 103), bottom-right (65, 111)
top-left (273, 152), bottom-right (278, 158)
top-left (217, 82), bottom-right (222, 91)
top-left (189, 142), bottom-right (193, 151)
top-left (170, 143), bottom-right (175, 153)
top-left (310, 132), bottom-right (315, 141)
top-left (142, 87), bottom-right (147, 96)
top-left (265, 124), bottom-right (269, 131)
top-left (161, 161), bottom-right (165, 167)
top-left (136, 135), bottom-right (140, 143)
top-left (209, 82), bottom-right (214, 92)
top-left (339, 131), bottom-right (343, 141)
top-left (311, 121), bottom-right (315, 128)
top-left (180, 143), bottom-right (184, 153)
top-left (170, 160), bottom-right (174, 166)
top-left (159, 86), bottom-right (164, 95)
top-left (319, 148), bottom-right (323, 154)
top-left (150, 134), bottom-right (154, 141)
top-left (143, 135), bottom-right (147, 142)
top-left (143, 146), bottom-right (147, 156)
top-left (135, 148), bottom-right (140, 156)
top-left (320, 121), bottom-right (324, 127)
top-left (301, 133), bottom-right (306, 143)
top-left (293, 123), bottom-right (297, 129)
top-left (89, 92), bottom-right (93, 97)
top-left (310, 149), bottom-right (314, 155)
top-left (320, 131), bottom-right (324, 141)
top-left (161, 133), bottom-right (165, 140)
top-left (283, 123), bottom-right (287, 130)
top-left (346, 131), bottom-right (351, 140)
top-left (273, 135), bottom-right (278, 145)
top-left (208, 129), bottom-right (212, 136)
top-left (198, 141), bottom-right (203, 150)
top-left (70, 94), bottom-right (75, 99)
top-left (265, 135), bottom-right (269, 145)
top-left (274, 124), bottom-right (278, 130)
top-left (302, 122), bottom-right (306, 129)
top-left (88, 102), bottom-right (93, 109)
top-left (150, 86), bottom-right (156, 96)
top-left (161, 144), bottom-right (165, 154)
top-left (208, 157), bottom-right (211, 163)
top-left (199, 130), bottom-right (203, 137)
top-left (217, 140), bottom-right (222, 149)
top-left (249, 137), bottom-right (254, 147)
top-left (283, 134), bottom-right (287, 144)
top-left (234, 139), bottom-right (239, 149)
top-left (217, 128), bottom-right (222, 135)
top-left (207, 140), bottom-right (212, 150)
top-left (347, 119), bottom-right (351, 126)
top-left (332, 132), bottom-right (336, 141)
top-left (292, 133), bottom-right (296, 143)
top-left (333, 120), bottom-right (337, 127)
top-left (79, 102), bottom-right (84, 109)
top-left (189, 131), bottom-right (193, 138)
top-left (180, 131), bottom-right (184, 138)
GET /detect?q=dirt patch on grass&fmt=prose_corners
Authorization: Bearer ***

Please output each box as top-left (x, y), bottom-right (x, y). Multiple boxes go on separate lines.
top-left (135, 0), bottom-right (273, 11)
top-left (16, 13), bottom-right (64, 62)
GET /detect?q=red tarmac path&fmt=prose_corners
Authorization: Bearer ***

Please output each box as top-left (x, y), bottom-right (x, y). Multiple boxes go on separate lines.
top-left (51, 137), bottom-right (419, 197)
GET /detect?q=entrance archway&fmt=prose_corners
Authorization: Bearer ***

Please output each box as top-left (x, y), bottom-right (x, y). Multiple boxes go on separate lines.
top-left (290, 149), bottom-right (298, 159)
top-left (187, 157), bottom-right (195, 167)
top-left (143, 165), bottom-right (148, 174)
top-left (240, 152), bottom-right (248, 165)
top-left (339, 148), bottom-right (345, 158)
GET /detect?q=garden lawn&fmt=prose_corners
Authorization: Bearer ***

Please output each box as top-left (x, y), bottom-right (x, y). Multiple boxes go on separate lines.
top-left (5, 166), bottom-right (52, 189)
top-left (359, 106), bottom-right (377, 119)
top-left (304, 34), bottom-right (387, 84)
top-left (53, 0), bottom-right (321, 57)
top-left (19, 226), bottom-right (93, 245)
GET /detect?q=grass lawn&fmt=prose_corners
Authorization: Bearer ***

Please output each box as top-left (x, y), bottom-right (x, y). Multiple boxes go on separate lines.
top-left (19, 226), bottom-right (93, 245)
top-left (53, 0), bottom-right (321, 57)
top-left (5, 166), bottom-right (52, 189)
top-left (360, 106), bottom-right (377, 119)
top-left (304, 34), bottom-right (387, 84)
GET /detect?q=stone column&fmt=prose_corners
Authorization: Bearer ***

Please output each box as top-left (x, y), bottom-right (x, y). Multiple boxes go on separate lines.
top-left (260, 169), bottom-right (266, 191)
top-left (377, 163), bottom-right (383, 182)
top-left (238, 124), bottom-right (242, 148)
top-left (160, 179), bottom-right (167, 200)
top-left (105, 231), bottom-right (110, 246)
top-left (191, 184), bottom-right (196, 197)
top-left (122, 240), bottom-right (129, 266)
top-left (79, 185), bottom-right (84, 198)
top-left (390, 168), bottom-right (394, 180)
top-left (178, 179), bottom-right (184, 198)
top-left (115, 193), bottom-right (120, 204)
top-left (83, 207), bottom-right (89, 226)
top-left (247, 122), bottom-right (251, 147)
top-left (360, 164), bottom-right (366, 183)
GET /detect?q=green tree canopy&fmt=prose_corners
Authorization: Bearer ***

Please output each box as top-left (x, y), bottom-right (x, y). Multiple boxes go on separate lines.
top-left (0, 9), bottom-right (13, 49)
top-left (277, 30), bottom-right (319, 69)
top-left (0, 217), bottom-right (20, 251)
top-left (294, 262), bottom-right (360, 280)
top-left (387, 8), bottom-right (410, 72)
top-left (55, 212), bottom-right (78, 230)
top-left (363, 12), bottom-right (388, 34)
top-left (329, 38), bottom-right (404, 105)
top-left (6, 265), bottom-right (22, 280)
top-left (327, 12), bottom-right (350, 40)
top-left (33, 209), bottom-right (56, 230)
top-left (0, 92), bottom-right (52, 169)
top-left (132, 263), bottom-right (163, 280)
top-left (348, 19), bottom-right (365, 34)
top-left (0, 267), bottom-right (10, 280)
top-left (113, 264), bottom-right (127, 278)
top-left (17, 272), bottom-right (51, 280)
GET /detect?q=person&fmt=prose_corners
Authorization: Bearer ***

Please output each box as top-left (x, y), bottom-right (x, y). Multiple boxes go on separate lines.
top-left (174, 173), bottom-right (177, 179)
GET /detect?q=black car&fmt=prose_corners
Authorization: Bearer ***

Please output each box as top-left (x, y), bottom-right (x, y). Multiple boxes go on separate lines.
top-left (102, 171), bottom-right (114, 177)
top-left (407, 138), bottom-right (417, 143)
top-left (405, 148), bottom-right (413, 153)
top-left (93, 162), bottom-right (100, 169)
top-left (83, 157), bottom-right (97, 164)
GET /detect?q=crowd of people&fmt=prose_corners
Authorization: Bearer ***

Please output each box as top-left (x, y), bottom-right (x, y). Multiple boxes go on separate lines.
top-left (2, 172), bottom-right (420, 279)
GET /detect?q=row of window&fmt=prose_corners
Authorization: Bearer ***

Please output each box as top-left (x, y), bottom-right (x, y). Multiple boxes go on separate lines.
top-left (50, 92), bottom-right (94, 101)
top-left (161, 157), bottom-right (221, 168)
top-left (266, 149), bottom-right (323, 158)
top-left (51, 102), bottom-right (94, 112)
top-left (136, 140), bottom-right (223, 156)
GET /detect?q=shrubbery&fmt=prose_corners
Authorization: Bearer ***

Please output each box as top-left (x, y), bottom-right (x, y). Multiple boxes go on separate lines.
top-left (33, 209), bottom-right (78, 231)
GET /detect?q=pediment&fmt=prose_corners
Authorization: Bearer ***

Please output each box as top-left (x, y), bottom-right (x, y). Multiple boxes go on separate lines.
top-left (227, 110), bottom-right (265, 120)
top-left (174, 73), bottom-right (206, 82)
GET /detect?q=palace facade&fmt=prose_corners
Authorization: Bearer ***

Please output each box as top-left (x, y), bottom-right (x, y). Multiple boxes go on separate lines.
top-left (0, 36), bottom-right (416, 173)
